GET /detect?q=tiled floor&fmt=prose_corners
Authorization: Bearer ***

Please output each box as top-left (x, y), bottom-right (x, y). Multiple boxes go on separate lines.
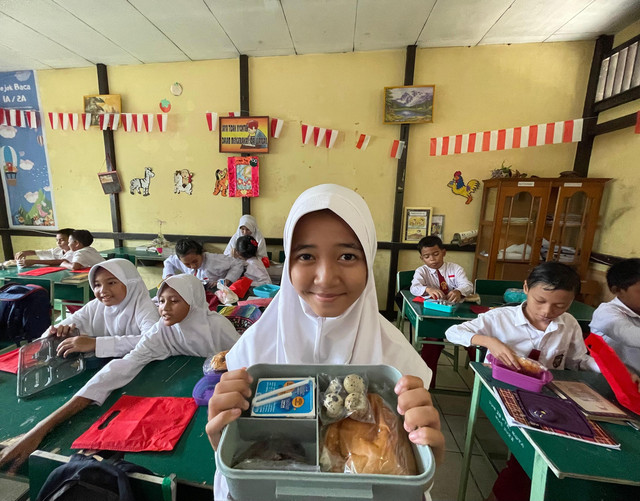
top-left (425, 346), bottom-right (509, 501)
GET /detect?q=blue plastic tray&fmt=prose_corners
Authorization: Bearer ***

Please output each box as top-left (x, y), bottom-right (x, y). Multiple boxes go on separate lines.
top-left (253, 284), bottom-right (280, 298)
top-left (422, 299), bottom-right (459, 314)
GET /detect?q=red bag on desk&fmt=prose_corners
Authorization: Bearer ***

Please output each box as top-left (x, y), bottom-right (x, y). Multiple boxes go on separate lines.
top-left (229, 276), bottom-right (252, 298)
top-left (585, 333), bottom-right (640, 415)
top-left (18, 266), bottom-right (65, 276)
top-left (72, 395), bottom-right (197, 452)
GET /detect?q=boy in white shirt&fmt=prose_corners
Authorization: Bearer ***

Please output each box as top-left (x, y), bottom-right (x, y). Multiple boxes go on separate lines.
top-left (15, 228), bottom-right (74, 266)
top-left (590, 258), bottom-right (640, 376)
top-left (411, 236), bottom-right (474, 387)
top-left (60, 230), bottom-right (105, 271)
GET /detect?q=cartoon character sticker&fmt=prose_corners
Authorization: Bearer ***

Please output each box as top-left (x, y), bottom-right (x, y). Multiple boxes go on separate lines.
top-left (447, 170), bottom-right (480, 204)
top-left (129, 167), bottom-right (155, 196)
top-left (174, 169), bottom-right (193, 195)
top-left (213, 168), bottom-right (228, 197)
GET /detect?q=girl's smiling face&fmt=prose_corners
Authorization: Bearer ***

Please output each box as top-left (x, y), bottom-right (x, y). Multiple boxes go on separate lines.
top-left (93, 268), bottom-right (127, 306)
top-left (289, 210), bottom-right (367, 318)
top-left (158, 286), bottom-right (190, 325)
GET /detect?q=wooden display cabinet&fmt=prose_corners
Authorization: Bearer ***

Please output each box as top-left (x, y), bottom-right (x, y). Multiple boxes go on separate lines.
top-left (473, 177), bottom-right (610, 281)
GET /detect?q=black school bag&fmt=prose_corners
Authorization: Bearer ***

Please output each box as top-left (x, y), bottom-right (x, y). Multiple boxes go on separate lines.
top-left (36, 453), bottom-right (154, 501)
top-left (0, 283), bottom-right (51, 346)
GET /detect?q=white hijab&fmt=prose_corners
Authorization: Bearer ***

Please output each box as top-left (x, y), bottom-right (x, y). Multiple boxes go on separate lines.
top-left (226, 184), bottom-right (432, 387)
top-left (224, 214), bottom-right (268, 258)
top-left (57, 258), bottom-right (158, 337)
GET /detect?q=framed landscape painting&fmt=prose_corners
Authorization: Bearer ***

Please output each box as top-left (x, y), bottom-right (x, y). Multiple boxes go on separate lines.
top-left (384, 85), bottom-right (434, 124)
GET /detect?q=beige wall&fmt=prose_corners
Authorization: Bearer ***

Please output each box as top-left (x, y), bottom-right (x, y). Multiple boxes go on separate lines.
top-left (10, 41), bottom-right (599, 304)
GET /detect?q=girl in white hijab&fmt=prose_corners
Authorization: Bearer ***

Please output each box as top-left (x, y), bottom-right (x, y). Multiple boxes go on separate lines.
top-left (224, 214), bottom-right (268, 259)
top-left (46, 258), bottom-right (159, 358)
top-left (0, 274), bottom-right (240, 474)
top-left (208, 184), bottom-right (444, 499)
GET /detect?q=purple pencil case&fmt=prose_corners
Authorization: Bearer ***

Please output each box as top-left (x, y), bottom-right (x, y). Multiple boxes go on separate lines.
top-left (192, 373), bottom-right (223, 406)
top-left (486, 354), bottom-right (553, 392)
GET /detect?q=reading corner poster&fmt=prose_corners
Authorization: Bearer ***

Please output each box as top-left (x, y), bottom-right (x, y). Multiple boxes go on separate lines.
top-left (0, 70), bottom-right (57, 229)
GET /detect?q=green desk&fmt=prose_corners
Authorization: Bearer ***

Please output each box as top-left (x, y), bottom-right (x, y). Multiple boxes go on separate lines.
top-left (0, 355), bottom-right (213, 500)
top-left (0, 266), bottom-right (92, 304)
top-left (398, 290), bottom-right (595, 348)
top-left (100, 247), bottom-right (168, 267)
top-left (458, 363), bottom-right (640, 501)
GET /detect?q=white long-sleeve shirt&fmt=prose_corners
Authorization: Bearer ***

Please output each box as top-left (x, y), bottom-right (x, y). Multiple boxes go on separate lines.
top-left (35, 247), bottom-right (70, 260)
top-left (69, 246), bottom-right (105, 268)
top-left (446, 302), bottom-right (599, 371)
top-left (162, 252), bottom-right (243, 283)
top-left (409, 262), bottom-right (473, 297)
top-left (243, 257), bottom-right (271, 287)
top-left (590, 297), bottom-right (640, 374)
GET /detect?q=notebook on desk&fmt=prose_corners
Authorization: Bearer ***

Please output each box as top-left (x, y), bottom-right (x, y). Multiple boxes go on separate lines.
top-left (59, 272), bottom-right (89, 284)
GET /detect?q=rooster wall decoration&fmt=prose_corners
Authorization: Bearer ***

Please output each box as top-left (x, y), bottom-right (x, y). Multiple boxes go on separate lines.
top-left (447, 171), bottom-right (480, 204)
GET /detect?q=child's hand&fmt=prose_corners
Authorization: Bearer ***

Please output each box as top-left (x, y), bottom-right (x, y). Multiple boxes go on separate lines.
top-left (446, 290), bottom-right (462, 303)
top-left (49, 323), bottom-right (77, 338)
top-left (206, 368), bottom-right (253, 451)
top-left (631, 373), bottom-right (640, 393)
top-left (425, 287), bottom-right (444, 300)
top-left (395, 375), bottom-right (445, 465)
top-left (56, 335), bottom-right (96, 357)
top-left (486, 338), bottom-right (520, 369)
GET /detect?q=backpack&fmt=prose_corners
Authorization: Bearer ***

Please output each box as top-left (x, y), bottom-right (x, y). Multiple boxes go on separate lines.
top-left (36, 453), bottom-right (153, 501)
top-left (0, 283), bottom-right (51, 346)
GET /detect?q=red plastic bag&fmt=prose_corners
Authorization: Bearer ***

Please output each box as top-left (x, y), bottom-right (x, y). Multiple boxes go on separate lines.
top-left (261, 257), bottom-right (270, 268)
top-left (229, 277), bottom-right (252, 298)
top-left (18, 266), bottom-right (65, 276)
top-left (585, 333), bottom-right (640, 415)
top-left (72, 395), bottom-right (197, 452)
top-left (0, 348), bottom-right (20, 374)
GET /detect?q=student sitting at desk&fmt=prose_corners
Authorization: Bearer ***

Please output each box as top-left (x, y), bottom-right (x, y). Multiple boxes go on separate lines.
top-left (410, 235), bottom-right (474, 388)
top-left (163, 238), bottom-right (243, 286)
top-left (235, 235), bottom-right (271, 287)
top-left (45, 259), bottom-right (159, 358)
top-left (0, 274), bottom-right (238, 473)
top-left (60, 230), bottom-right (105, 271)
top-left (590, 258), bottom-right (640, 380)
top-left (206, 184), bottom-right (444, 500)
top-left (446, 262), bottom-right (599, 501)
top-left (224, 214), bottom-right (268, 260)
top-left (14, 227), bottom-right (74, 266)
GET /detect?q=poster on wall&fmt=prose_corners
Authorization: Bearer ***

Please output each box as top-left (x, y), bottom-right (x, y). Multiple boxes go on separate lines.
top-left (0, 70), bottom-right (57, 228)
top-left (219, 116), bottom-right (269, 153)
top-left (227, 156), bottom-right (259, 197)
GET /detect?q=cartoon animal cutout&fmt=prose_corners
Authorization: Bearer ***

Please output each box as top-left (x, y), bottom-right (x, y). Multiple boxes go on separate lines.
top-left (447, 171), bottom-right (480, 204)
top-left (213, 168), bottom-right (228, 197)
top-left (174, 169), bottom-right (193, 195)
top-left (130, 167), bottom-right (155, 196)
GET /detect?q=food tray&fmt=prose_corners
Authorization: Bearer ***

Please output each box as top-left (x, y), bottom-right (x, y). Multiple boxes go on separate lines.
top-left (422, 299), bottom-right (459, 314)
top-left (253, 284), bottom-right (280, 298)
top-left (487, 353), bottom-right (553, 392)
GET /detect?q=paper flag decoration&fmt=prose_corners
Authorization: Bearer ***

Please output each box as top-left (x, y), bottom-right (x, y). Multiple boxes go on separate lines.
top-left (157, 113), bottom-right (167, 132)
top-left (99, 113), bottom-right (120, 131)
top-left (270, 118), bottom-right (283, 138)
top-left (390, 139), bottom-right (405, 159)
top-left (430, 118), bottom-right (584, 156)
top-left (26, 110), bottom-right (37, 129)
top-left (142, 113), bottom-right (153, 132)
top-left (326, 129), bottom-right (339, 149)
top-left (356, 134), bottom-right (370, 150)
top-left (1, 109), bottom-right (37, 129)
top-left (228, 111), bottom-right (241, 117)
top-left (206, 112), bottom-right (218, 131)
top-left (48, 112), bottom-right (60, 130)
top-left (301, 123), bottom-right (313, 144)
top-left (81, 113), bottom-right (92, 130)
top-left (314, 127), bottom-right (326, 147)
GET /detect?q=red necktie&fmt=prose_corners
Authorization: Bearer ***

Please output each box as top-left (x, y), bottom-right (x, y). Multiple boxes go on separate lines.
top-left (436, 269), bottom-right (449, 293)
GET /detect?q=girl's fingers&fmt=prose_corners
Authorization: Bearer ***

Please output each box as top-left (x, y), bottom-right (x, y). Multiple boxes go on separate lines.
top-left (394, 375), bottom-right (427, 395)
top-left (407, 425), bottom-right (446, 465)
top-left (403, 404), bottom-right (441, 435)
top-left (205, 408), bottom-right (242, 451)
top-left (396, 387), bottom-right (433, 415)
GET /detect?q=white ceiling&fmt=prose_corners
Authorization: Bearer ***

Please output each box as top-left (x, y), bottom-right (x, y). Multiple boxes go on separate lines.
top-left (1, 0), bottom-right (640, 72)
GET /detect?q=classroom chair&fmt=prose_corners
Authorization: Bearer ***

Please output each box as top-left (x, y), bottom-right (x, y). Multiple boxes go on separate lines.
top-left (395, 270), bottom-right (414, 335)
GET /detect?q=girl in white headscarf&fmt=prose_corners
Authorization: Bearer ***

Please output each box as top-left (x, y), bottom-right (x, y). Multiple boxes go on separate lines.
top-left (208, 184), bottom-right (444, 500)
top-left (46, 258), bottom-right (159, 358)
top-left (224, 214), bottom-right (268, 260)
top-left (0, 274), bottom-right (240, 474)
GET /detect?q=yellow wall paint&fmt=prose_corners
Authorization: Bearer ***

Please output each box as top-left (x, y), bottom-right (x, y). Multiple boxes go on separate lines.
top-left (9, 42), bottom-right (596, 305)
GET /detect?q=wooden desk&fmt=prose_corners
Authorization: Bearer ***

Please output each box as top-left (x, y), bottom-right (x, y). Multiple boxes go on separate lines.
top-left (100, 247), bottom-right (168, 267)
top-left (0, 355), bottom-right (213, 501)
top-left (458, 363), bottom-right (640, 501)
top-left (0, 267), bottom-right (92, 304)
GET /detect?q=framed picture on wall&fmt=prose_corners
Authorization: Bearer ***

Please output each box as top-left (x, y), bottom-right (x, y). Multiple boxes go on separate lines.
top-left (383, 85), bottom-right (435, 124)
top-left (97, 171), bottom-right (123, 194)
top-left (430, 214), bottom-right (444, 240)
top-left (219, 116), bottom-right (269, 153)
top-left (83, 94), bottom-right (122, 126)
top-left (402, 207), bottom-right (432, 243)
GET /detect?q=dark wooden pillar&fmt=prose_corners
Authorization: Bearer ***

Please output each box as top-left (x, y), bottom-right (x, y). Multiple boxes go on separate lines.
top-left (239, 54), bottom-right (251, 216)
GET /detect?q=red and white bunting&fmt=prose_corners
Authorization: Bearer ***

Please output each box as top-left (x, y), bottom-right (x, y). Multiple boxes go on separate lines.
top-left (390, 140), bottom-right (405, 159)
top-left (301, 123), bottom-right (313, 144)
top-left (142, 114), bottom-right (153, 132)
top-left (314, 127), bottom-right (326, 147)
top-left (157, 113), bottom-right (167, 132)
top-left (206, 112), bottom-right (218, 131)
top-left (0, 109), bottom-right (4, 126)
top-left (99, 114), bottom-right (110, 130)
top-left (48, 112), bottom-right (60, 130)
top-left (228, 111), bottom-right (241, 117)
top-left (132, 114), bottom-right (144, 132)
top-left (81, 113), bottom-right (92, 130)
top-left (326, 129), bottom-right (339, 149)
top-left (5, 109), bottom-right (25, 127)
top-left (636, 111), bottom-right (640, 134)
top-left (121, 114), bottom-right (132, 132)
top-left (430, 118), bottom-right (585, 156)
top-left (26, 110), bottom-right (38, 129)
top-left (356, 133), bottom-right (370, 150)
top-left (270, 118), bottom-right (283, 138)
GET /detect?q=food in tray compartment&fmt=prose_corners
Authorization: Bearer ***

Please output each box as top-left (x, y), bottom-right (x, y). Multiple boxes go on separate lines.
top-left (516, 356), bottom-right (548, 377)
top-left (232, 438), bottom-right (315, 471)
top-left (211, 350), bottom-right (230, 372)
top-left (343, 374), bottom-right (366, 394)
top-left (344, 392), bottom-right (368, 419)
top-left (326, 378), bottom-right (343, 394)
top-left (323, 392), bottom-right (345, 418)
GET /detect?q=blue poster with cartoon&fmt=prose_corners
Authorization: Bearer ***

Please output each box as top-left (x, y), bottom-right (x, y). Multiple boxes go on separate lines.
top-left (0, 70), bottom-right (57, 228)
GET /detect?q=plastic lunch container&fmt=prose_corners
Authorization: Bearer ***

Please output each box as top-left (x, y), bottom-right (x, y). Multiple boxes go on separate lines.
top-left (486, 354), bottom-right (553, 392)
top-left (216, 364), bottom-right (435, 501)
top-left (253, 284), bottom-right (280, 298)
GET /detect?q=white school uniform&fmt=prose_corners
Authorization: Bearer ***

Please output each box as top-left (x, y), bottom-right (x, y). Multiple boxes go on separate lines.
top-left (217, 184), bottom-right (433, 500)
top-left (162, 252), bottom-right (243, 283)
top-left (69, 246), bottom-right (105, 268)
top-left (224, 215), bottom-right (268, 259)
top-left (75, 274), bottom-right (239, 406)
top-left (47, 259), bottom-right (159, 358)
top-left (35, 247), bottom-right (68, 260)
top-left (445, 302), bottom-right (599, 371)
top-left (590, 297), bottom-right (640, 374)
top-left (409, 262), bottom-right (473, 297)
top-left (243, 256), bottom-right (271, 286)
